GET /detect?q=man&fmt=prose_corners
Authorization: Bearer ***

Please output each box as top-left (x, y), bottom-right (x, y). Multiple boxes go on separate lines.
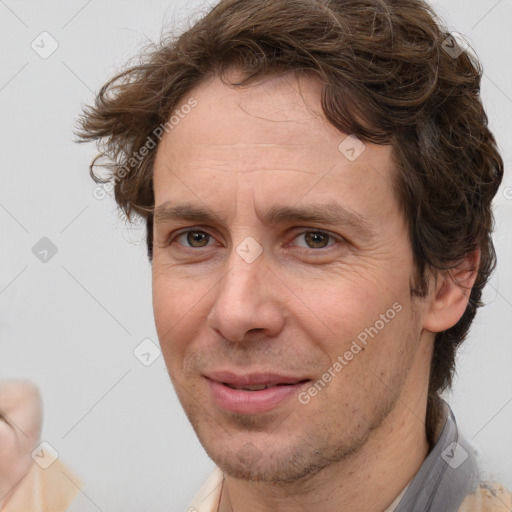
top-left (78, 0), bottom-right (511, 510)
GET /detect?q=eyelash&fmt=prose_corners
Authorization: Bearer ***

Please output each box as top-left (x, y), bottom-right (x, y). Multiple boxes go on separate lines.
top-left (167, 228), bottom-right (343, 251)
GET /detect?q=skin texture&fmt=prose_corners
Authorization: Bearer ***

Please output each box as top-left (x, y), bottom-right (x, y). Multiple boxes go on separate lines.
top-left (151, 71), bottom-right (478, 512)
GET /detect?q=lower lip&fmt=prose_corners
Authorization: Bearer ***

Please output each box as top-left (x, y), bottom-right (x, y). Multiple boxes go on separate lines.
top-left (206, 378), bottom-right (310, 414)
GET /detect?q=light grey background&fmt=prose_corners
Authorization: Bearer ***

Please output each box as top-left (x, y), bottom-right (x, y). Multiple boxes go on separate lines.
top-left (0, 1), bottom-right (510, 511)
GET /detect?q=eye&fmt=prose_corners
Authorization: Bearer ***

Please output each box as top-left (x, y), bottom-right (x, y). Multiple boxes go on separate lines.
top-left (291, 230), bottom-right (340, 249)
top-left (172, 230), bottom-right (215, 248)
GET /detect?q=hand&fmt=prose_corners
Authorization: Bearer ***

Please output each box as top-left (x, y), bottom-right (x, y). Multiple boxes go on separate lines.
top-left (0, 379), bottom-right (43, 508)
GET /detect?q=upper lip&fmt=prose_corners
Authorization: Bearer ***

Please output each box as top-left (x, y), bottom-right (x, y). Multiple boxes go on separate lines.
top-left (204, 370), bottom-right (310, 387)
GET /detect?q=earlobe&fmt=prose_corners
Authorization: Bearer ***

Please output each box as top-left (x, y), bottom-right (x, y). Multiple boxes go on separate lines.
top-left (423, 249), bottom-right (480, 333)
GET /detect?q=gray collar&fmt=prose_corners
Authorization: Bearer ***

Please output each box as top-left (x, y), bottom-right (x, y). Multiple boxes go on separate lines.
top-left (395, 401), bottom-right (480, 512)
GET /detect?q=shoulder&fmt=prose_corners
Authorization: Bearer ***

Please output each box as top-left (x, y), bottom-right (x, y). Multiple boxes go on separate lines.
top-left (459, 482), bottom-right (512, 512)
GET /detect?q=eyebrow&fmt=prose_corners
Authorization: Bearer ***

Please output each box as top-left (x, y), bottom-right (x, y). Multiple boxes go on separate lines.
top-left (153, 201), bottom-right (375, 237)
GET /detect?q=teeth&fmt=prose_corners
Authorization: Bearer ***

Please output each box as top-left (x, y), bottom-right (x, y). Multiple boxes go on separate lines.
top-left (242, 384), bottom-right (272, 391)
top-left (224, 383), bottom-right (277, 391)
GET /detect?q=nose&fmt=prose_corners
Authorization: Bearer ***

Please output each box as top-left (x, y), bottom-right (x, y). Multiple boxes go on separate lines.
top-left (206, 245), bottom-right (285, 343)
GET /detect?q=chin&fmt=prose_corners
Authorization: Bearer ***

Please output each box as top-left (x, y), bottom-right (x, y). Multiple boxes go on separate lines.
top-left (197, 428), bottom-right (356, 484)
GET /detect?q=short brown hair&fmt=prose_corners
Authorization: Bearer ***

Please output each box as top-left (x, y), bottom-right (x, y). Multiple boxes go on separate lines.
top-left (77, 0), bottom-right (504, 445)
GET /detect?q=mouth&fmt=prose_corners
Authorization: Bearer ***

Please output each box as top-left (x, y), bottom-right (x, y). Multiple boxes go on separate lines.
top-left (222, 381), bottom-right (309, 391)
top-left (204, 371), bottom-right (312, 414)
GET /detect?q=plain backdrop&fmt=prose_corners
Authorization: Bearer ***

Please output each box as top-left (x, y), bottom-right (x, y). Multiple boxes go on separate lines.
top-left (0, 0), bottom-right (511, 510)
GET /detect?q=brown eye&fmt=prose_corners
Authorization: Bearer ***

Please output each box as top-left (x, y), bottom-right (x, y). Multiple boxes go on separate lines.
top-left (170, 229), bottom-right (214, 248)
top-left (303, 232), bottom-right (330, 248)
top-left (291, 230), bottom-right (338, 249)
top-left (184, 231), bottom-right (211, 247)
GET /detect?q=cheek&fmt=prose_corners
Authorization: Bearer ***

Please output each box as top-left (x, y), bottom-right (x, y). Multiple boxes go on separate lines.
top-left (152, 262), bottom-right (202, 321)
top-left (152, 273), bottom-right (191, 349)
top-left (152, 269), bottom-right (215, 363)
top-left (291, 274), bottom-right (372, 330)
top-left (294, 272), bottom-right (410, 362)
top-left (152, 273), bottom-right (173, 331)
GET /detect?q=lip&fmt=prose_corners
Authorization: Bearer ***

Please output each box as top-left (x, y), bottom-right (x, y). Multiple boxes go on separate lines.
top-left (204, 371), bottom-right (311, 414)
top-left (205, 370), bottom-right (309, 387)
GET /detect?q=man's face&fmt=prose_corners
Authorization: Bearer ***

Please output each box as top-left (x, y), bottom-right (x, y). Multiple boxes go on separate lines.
top-left (152, 71), bottom-right (432, 483)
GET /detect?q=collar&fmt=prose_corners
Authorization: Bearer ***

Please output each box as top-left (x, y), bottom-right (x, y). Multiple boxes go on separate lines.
top-left (395, 400), bottom-right (480, 512)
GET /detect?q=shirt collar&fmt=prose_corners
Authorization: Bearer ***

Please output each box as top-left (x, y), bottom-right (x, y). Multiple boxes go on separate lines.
top-left (394, 399), bottom-right (480, 512)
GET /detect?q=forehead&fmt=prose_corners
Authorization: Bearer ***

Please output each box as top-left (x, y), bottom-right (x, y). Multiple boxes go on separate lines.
top-left (152, 72), bottom-right (397, 223)
top-left (161, 71), bottom-right (336, 152)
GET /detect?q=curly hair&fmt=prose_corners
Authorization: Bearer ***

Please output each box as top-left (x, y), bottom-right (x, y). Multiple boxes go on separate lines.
top-left (76, 0), bottom-right (504, 446)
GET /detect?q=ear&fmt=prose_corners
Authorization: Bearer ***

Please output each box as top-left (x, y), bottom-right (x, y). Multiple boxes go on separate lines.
top-left (422, 249), bottom-right (480, 333)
